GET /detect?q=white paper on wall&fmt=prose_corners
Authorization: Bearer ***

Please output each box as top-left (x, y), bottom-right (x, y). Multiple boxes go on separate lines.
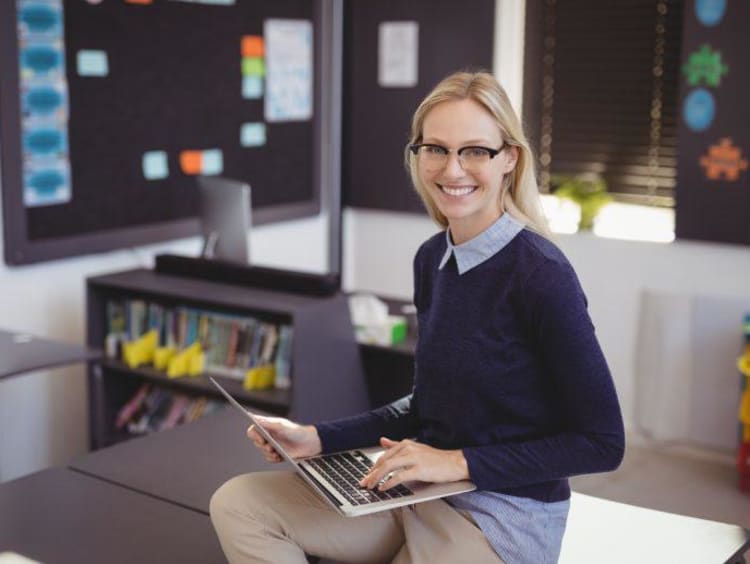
top-left (264, 19), bottom-right (313, 122)
top-left (378, 21), bottom-right (419, 88)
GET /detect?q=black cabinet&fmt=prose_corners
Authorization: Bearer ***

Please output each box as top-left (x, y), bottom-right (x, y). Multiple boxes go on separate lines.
top-left (86, 268), bottom-right (369, 449)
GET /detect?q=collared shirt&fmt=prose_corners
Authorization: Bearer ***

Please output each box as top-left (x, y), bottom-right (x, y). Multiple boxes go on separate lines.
top-left (438, 212), bottom-right (525, 274)
top-left (439, 214), bottom-right (570, 564)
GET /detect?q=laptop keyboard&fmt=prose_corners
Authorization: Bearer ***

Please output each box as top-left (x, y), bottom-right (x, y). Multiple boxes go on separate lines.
top-left (307, 450), bottom-right (414, 506)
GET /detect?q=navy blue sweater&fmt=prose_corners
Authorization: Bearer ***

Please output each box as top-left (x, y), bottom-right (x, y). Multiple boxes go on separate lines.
top-left (316, 228), bottom-right (624, 502)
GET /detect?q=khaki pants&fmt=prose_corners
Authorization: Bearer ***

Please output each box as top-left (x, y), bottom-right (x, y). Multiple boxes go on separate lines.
top-left (210, 471), bottom-right (504, 564)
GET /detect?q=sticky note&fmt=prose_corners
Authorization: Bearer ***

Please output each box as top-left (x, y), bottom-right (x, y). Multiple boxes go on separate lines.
top-left (242, 36), bottom-right (264, 58)
top-left (241, 122), bottom-right (266, 147)
top-left (242, 57), bottom-right (265, 77)
top-left (242, 75), bottom-right (263, 99)
top-left (143, 151), bottom-right (168, 180)
top-left (180, 150), bottom-right (202, 175)
top-left (201, 149), bottom-right (223, 175)
top-left (77, 50), bottom-right (109, 77)
top-left (125, 0), bottom-right (153, 4)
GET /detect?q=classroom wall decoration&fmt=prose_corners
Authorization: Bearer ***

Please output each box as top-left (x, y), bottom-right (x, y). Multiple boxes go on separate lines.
top-left (675, 0), bottom-right (750, 245)
top-left (0, 0), bottom-right (322, 265)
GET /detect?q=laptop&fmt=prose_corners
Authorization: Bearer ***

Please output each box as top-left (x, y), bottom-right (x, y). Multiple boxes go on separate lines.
top-left (209, 377), bottom-right (476, 517)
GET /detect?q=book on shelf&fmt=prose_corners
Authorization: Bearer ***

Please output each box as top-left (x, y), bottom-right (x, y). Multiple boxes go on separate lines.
top-left (104, 298), bottom-right (294, 389)
top-left (275, 325), bottom-right (294, 389)
top-left (115, 384), bottom-right (223, 436)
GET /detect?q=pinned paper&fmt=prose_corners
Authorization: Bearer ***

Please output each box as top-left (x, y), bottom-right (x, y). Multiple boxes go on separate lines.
top-left (264, 19), bottom-right (313, 122)
top-left (77, 50), bottom-right (109, 77)
top-left (143, 150), bottom-right (169, 180)
top-left (180, 150), bottom-right (202, 175)
top-left (242, 57), bottom-right (265, 76)
top-left (241, 122), bottom-right (266, 147)
top-left (202, 149), bottom-right (223, 175)
top-left (242, 36), bottom-right (264, 58)
top-left (242, 75), bottom-right (263, 99)
top-left (378, 22), bottom-right (419, 88)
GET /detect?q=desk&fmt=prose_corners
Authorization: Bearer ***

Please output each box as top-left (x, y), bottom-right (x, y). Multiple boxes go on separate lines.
top-left (0, 467), bottom-right (223, 564)
top-left (70, 409), bottom-right (750, 563)
top-left (0, 329), bottom-right (100, 379)
top-left (71, 407), bottom-right (277, 513)
top-left (560, 492), bottom-right (750, 564)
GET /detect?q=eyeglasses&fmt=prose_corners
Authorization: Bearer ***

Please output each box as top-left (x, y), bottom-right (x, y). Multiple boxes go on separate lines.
top-left (409, 143), bottom-right (505, 172)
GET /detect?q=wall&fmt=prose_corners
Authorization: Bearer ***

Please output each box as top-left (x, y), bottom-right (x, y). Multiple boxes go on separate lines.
top-left (0, 192), bottom-right (329, 481)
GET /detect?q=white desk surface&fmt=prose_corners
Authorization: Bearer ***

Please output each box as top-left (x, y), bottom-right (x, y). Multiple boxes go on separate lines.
top-left (560, 492), bottom-right (750, 564)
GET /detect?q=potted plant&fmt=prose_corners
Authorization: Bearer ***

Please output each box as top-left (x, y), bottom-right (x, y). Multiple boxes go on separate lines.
top-left (551, 174), bottom-right (612, 231)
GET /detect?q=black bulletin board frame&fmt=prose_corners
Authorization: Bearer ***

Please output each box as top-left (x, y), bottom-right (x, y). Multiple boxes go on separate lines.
top-left (0, 1), bottom-right (329, 266)
top-left (342, 0), bottom-right (495, 215)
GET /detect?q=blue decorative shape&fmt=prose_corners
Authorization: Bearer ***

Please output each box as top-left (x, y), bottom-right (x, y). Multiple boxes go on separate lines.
top-left (695, 0), bottom-right (726, 27)
top-left (24, 163), bottom-right (70, 207)
top-left (28, 169), bottom-right (66, 194)
top-left (21, 45), bottom-right (62, 74)
top-left (24, 128), bottom-right (66, 155)
top-left (683, 88), bottom-right (715, 132)
top-left (19, 4), bottom-right (62, 34)
top-left (24, 86), bottom-right (64, 115)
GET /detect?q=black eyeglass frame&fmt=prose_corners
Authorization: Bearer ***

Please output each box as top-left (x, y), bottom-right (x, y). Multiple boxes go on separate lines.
top-left (408, 143), bottom-right (505, 160)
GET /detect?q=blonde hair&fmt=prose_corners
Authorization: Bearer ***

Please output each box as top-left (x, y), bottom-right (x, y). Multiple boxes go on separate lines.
top-left (404, 71), bottom-right (552, 239)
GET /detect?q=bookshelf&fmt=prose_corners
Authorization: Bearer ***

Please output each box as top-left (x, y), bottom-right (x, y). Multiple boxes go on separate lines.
top-left (86, 268), bottom-right (369, 449)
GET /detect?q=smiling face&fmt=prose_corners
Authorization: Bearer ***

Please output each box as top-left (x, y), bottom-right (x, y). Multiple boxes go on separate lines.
top-left (418, 98), bottom-right (518, 244)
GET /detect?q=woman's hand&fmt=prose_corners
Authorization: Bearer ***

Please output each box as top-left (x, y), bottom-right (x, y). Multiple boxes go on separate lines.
top-left (247, 415), bottom-right (322, 463)
top-left (359, 437), bottom-right (469, 491)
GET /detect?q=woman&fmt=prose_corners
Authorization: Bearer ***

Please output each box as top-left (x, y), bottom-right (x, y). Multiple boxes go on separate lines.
top-left (210, 71), bottom-right (625, 564)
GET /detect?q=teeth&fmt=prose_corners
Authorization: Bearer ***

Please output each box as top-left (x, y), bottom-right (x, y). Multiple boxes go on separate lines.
top-left (441, 186), bottom-right (475, 196)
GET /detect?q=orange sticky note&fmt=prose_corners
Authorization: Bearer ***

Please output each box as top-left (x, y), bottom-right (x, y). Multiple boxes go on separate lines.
top-left (242, 36), bottom-right (264, 58)
top-left (125, 0), bottom-right (153, 4)
top-left (180, 151), bottom-right (202, 175)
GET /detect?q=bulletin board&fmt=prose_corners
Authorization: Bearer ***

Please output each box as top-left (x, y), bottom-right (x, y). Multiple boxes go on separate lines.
top-left (0, 0), bottom-right (322, 265)
top-left (342, 0), bottom-right (495, 214)
top-left (675, 0), bottom-right (750, 245)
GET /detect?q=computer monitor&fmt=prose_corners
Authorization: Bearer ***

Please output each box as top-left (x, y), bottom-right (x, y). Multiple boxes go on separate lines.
top-left (198, 176), bottom-right (251, 264)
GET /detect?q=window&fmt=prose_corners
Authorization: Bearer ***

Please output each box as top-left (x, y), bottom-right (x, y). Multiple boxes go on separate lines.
top-left (523, 0), bottom-right (684, 207)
